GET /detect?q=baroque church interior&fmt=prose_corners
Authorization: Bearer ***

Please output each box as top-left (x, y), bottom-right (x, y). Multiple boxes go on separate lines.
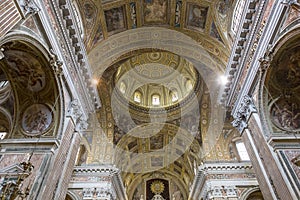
top-left (0, 0), bottom-right (299, 199)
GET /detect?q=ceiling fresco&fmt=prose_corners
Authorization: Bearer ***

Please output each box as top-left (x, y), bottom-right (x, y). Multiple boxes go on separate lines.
top-left (266, 42), bottom-right (300, 133)
top-left (76, 0), bottom-right (233, 63)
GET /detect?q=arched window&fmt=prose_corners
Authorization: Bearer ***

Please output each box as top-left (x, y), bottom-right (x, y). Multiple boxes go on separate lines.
top-left (152, 94), bottom-right (160, 105)
top-left (0, 81), bottom-right (8, 88)
top-left (119, 81), bottom-right (126, 94)
top-left (75, 145), bottom-right (87, 166)
top-left (236, 141), bottom-right (250, 161)
top-left (186, 79), bottom-right (193, 91)
top-left (0, 132), bottom-right (7, 140)
top-left (231, 0), bottom-right (246, 34)
top-left (170, 89), bottom-right (179, 102)
top-left (134, 91), bottom-right (142, 103)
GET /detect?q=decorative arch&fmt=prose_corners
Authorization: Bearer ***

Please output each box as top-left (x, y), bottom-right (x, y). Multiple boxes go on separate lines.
top-left (133, 90), bottom-right (142, 103)
top-left (89, 27), bottom-right (227, 151)
top-left (259, 27), bottom-right (300, 135)
top-left (240, 187), bottom-right (263, 200)
top-left (0, 33), bottom-right (62, 138)
top-left (89, 27), bottom-right (224, 83)
top-left (65, 191), bottom-right (81, 200)
top-left (151, 93), bottom-right (160, 106)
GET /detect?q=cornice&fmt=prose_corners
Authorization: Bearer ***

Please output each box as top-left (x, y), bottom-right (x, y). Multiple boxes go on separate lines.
top-left (199, 162), bottom-right (253, 172)
top-left (72, 165), bottom-right (127, 200)
top-left (219, 0), bottom-right (261, 105)
top-left (268, 135), bottom-right (300, 150)
top-left (52, 0), bottom-right (101, 110)
top-left (223, 0), bottom-right (289, 116)
top-left (0, 138), bottom-right (59, 153)
top-left (189, 162), bottom-right (255, 199)
top-left (73, 165), bottom-right (119, 175)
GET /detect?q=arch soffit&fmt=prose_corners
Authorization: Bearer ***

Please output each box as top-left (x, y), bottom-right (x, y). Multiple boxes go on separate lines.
top-left (239, 187), bottom-right (261, 200)
top-left (88, 27), bottom-right (225, 79)
top-left (0, 32), bottom-right (63, 137)
top-left (272, 26), bottom-right (300, 56)
top-left (258, 25), bottom-right (300, 134)
top-left (66, 191), bottom-right (81, 200)
top-left (0, 31), bottom-right (51, 60)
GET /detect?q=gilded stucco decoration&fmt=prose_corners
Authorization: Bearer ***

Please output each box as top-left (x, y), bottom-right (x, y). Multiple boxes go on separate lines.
top-left (76, 0), bottom-right (231, 61)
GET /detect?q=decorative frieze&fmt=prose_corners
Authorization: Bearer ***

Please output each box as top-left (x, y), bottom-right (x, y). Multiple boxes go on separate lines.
top-left (232, 95), bottom-right (257, 133)
top-left (70, 166), bottom-right (127, 200)
top-left (83, 187), bottom-right (114, 199)
top-left (190, 162), bottom-right (257, 200)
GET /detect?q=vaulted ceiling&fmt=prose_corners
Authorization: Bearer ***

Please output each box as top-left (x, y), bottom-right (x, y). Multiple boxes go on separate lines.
top-left (76, 0), bottom-right (239, 198)
top-left (75, 0), bottom-right (234, 66)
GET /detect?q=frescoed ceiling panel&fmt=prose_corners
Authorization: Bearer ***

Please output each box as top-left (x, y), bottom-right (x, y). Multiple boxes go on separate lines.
top-left (76, 0), bottom-right (235, 63)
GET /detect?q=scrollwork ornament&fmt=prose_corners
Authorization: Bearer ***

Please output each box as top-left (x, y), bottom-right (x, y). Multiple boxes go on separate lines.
top-left (49, 49), bottom-right (63, 76)
top-left (18, 0), bottom-right (40, 16)
top-left (259, 45), bottom-right (273, 73)
top-left (232, 95), bottom-right (257, 134)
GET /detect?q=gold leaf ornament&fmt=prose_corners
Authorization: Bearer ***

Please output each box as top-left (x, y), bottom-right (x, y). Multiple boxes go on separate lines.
top-left (150, 180), bottom-right (165, 194)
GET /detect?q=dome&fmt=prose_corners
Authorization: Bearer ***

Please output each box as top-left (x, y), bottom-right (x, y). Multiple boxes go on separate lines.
top-left (114, 51), bottom-right (198, 109)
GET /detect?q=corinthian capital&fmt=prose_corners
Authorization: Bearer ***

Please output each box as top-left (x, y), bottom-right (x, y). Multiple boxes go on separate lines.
top-left (232, 95), bottom-right (257, 134)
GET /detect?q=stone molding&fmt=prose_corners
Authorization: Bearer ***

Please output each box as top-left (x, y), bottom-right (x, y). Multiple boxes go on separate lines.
top-left (52, 0), bottom-right (101, 110)
top-left (220, 0), bottom-right (261, 105)
top-left (190, 162), bottom-right (256, 199)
